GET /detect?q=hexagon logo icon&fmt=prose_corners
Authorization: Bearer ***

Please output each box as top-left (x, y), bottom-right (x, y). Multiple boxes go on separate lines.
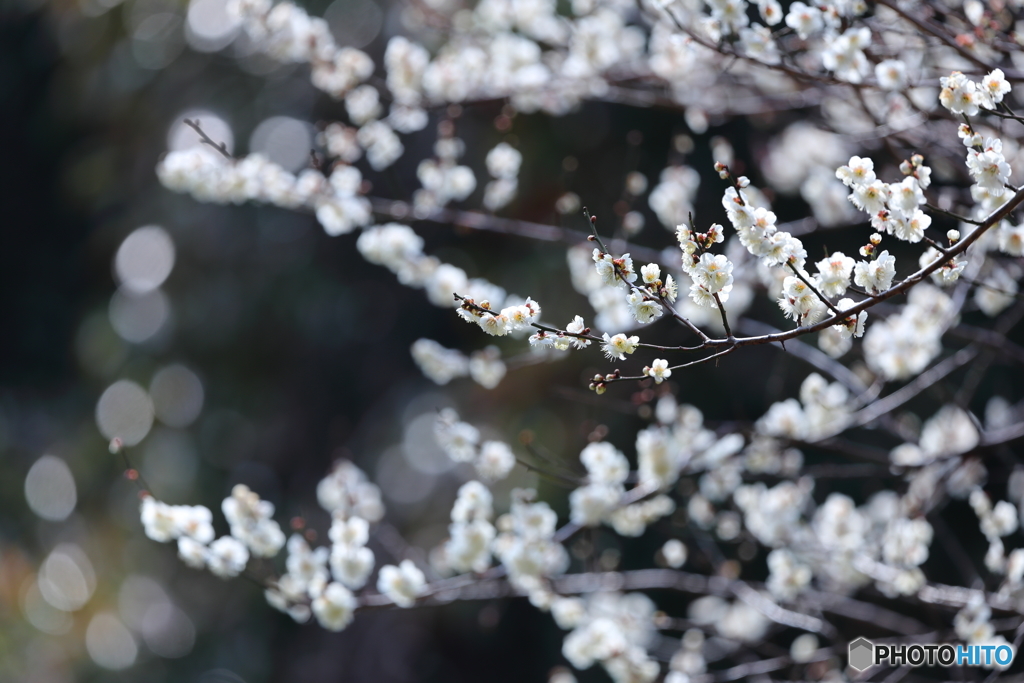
top-left (848, 638), bottom-right (874, 672)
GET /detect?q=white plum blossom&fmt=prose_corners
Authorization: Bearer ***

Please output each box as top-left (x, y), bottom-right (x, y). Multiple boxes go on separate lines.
top-left (644, 359), bottom-right (671, 384)
top-left (143, 2), bottom-right (1024, 669)
top-left (316, 460), bottom-right (385, 522)
top-left (778, 276), bottom-right (823, 323)
top-left (853, 251), bottom-right (896, 294)
top-left (601, 333), bottom-right (639, 360)
top-left (814, 252), bottom-right (854, 297)
top-left (207, 536), bottom-right (249, 578)
top-left (377, 560), bottom-right (427, 607)
top-left (626, 291), bottom-right (663, 324)
top-left (833, 298), bottom-right (867, 339)
top-left (689, 253), bottom-right (734, 307)
top-left (661, 540), bottom-right (687, 568)
top-left (875, 60), bottom-right (907, 90)
top-left (222, 484), bottom-right (286, 557)
top-left (312, 583), bottom-right (356, 630)
top-left (476, 441), bottom-right (517, 481)
top-left (784, 1), bottom-right (823, 39)
top-left (836, 156), bottom-right (876, 187)
top-left (486, 143), bottom-right (523, 179)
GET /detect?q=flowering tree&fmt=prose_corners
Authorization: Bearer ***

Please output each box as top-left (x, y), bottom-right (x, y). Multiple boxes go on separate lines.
top-left (90, 0), bottom-right (1024, 679)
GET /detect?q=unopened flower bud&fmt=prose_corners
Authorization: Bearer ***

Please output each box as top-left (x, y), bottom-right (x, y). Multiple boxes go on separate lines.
top-left (109, 437), bottom-right (123, 454)
top-left (869, 233), bottom-right (882, 245)
top-left (736, 176), bottom-right (750, 188)
top-left (947, 229), bottom-right (961, 242)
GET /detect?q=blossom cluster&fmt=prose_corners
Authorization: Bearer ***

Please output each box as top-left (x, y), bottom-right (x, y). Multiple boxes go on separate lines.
top-left (131, 0), bottom-right (1024, 679)
top-left (158, 149), bottom-right (373, 236)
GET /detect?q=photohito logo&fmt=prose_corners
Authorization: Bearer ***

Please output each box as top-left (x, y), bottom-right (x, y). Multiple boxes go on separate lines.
top-left (848, 638), bottom-right (874, 672)
top-left (848, 638), bottom-right (1015, 672)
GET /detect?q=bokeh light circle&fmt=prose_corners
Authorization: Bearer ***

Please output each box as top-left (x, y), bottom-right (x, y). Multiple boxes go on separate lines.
top-left (96, 380), bottom-right (155, 446)
top-left (115, 225), bottom-right (175, 294)
top-left (249, 116), bottom-right (312, 172)
top-left (86, 613), bottom-right (138, 670)
top-left (24, 455), bottom-right (77, 521)
top-left (150, 364), bottom-right (204, 427)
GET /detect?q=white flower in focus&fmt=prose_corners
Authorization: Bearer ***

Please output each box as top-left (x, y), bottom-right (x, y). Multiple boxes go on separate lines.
top-left (814, 252), bottom-right (854, 297)
top-left (601, 333), bottom-right (640, 360)
top-left (940, 71), bottom-right (982, 116)
top-left (833, 298), bottom-right (867, 339)
top-left (478, 312), bottom-right (510, 337)
top-left (644, 359), bottom-right (672, 384)
top-left (691, 253), bottom-right (733, 294)
top-left (888, 176), bottom-right (924, 215)
top-left (891, 210), bottom-right (931, 243)
top-left (981, 69), bottom-right (1011, 108)
top-left (853, 251), bottom-right (896, 294)
top-left (777, 276), bottom-right (822, 323)
top-left (592, 249), bottom-right (637, 288)
top-left (836, 156), bottom-right (876, 187)
top-left (626, 291), bottom-right (664, 324)
top-left (565, 316), bottom-right (592, 349)
top-left (967, 143), bottom-right (1011, 193)
top-left (849, 180), bottom-right (889, 215)
top-left (377, 560), bottom-right (426, 607)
